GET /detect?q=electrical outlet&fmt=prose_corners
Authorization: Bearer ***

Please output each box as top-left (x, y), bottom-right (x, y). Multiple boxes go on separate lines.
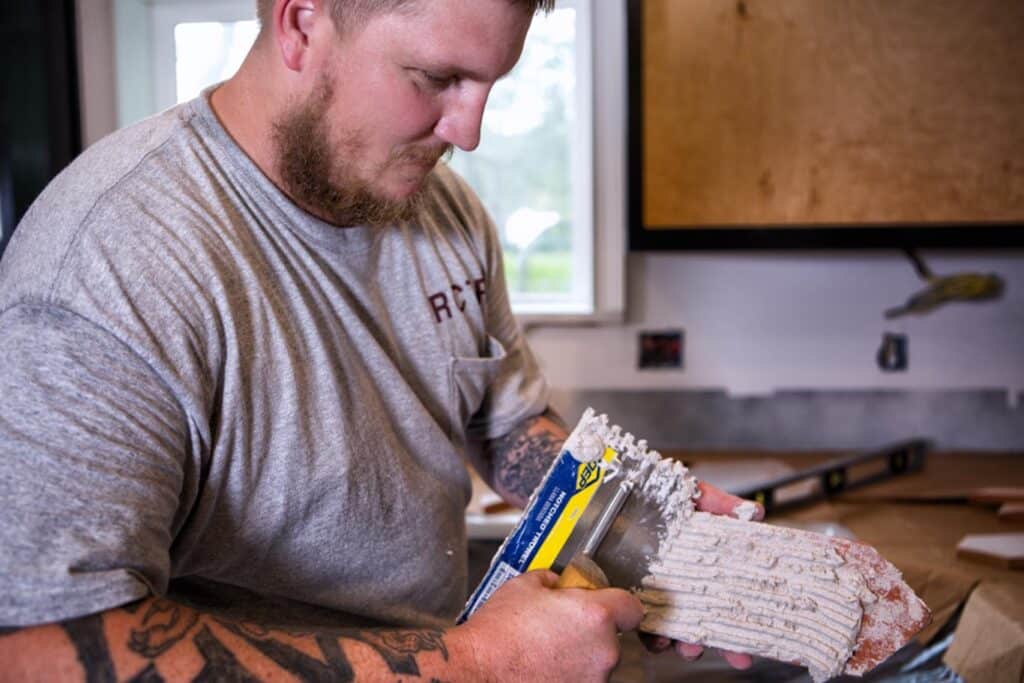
top-left (639, 329), bottom-right (684, 369)
top-left (877, 333), bottom-right (908, 372)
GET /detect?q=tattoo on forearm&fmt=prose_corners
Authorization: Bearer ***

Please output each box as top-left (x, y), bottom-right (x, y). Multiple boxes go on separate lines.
top-left (192, 625), bottom-right (260, 683)
top-left (223, 621), bottom-right (448, 680)
top-left (50, 598), bottom-right (451, 683)
top-left (220, 621), bottom-right (355, 681)
top-left (129, 599), bottom-right (200, 658)
top-left (126, 663), bottom-right (165, 683)
top-left (316, 635), bottom-right (355, 680)
top-left (489, 413), bottom-right (563, 505)
top-left (62, 613), bottom-right (116, 683)
top-left (121, 600), bottom-right (144, 614)
top-left (356, 630), bottom-right (449, 674)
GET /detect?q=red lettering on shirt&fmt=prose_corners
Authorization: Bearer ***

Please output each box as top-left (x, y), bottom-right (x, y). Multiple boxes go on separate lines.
top-left (452, 284), bottom-right (467, 312)
top-left (429, 292), bottom-right (452, 323)
top-left (428, 277), bottom-right (486, 324)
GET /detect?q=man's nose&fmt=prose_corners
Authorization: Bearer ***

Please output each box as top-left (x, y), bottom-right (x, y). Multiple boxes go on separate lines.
top-left (435, 87), bottom-right (491, 152)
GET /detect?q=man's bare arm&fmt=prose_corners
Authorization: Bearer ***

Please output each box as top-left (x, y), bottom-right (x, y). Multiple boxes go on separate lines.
top-left (484, 408), bottom-right (568, 509)
top-left (0, 572), bottom-right (647, 683)
top-left (0, 596), bottom-right (478, 683)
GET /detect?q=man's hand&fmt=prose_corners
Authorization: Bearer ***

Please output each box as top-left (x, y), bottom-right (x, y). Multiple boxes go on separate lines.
top-left (638, 480), bottom-right (765, 669)
top-left (454, 570), bottom-right (644, 682)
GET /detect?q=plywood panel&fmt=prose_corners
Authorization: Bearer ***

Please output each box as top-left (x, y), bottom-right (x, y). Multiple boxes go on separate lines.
top-left (642, 0), bottom-right (1024, 228)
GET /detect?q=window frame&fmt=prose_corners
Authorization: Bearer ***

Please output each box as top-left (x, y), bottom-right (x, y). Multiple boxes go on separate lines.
top-left (150, 1), bottom-right (258, 113)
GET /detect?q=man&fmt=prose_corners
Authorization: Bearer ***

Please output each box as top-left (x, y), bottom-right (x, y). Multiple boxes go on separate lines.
top-left (0, 0), bottom-right (756, 679)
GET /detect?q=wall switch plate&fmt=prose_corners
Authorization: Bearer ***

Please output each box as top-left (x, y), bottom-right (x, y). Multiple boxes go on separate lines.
top-left (639, 329), bottom-right (684, 369)
top-left (877, 332), bottom-right (908, 372)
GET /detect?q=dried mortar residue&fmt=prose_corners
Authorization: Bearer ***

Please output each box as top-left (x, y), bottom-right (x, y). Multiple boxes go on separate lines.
top-left (732, 500), bottom-right (759, 522)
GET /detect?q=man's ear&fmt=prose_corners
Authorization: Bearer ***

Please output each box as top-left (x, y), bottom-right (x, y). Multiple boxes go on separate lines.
top-left (272, 0), bottom-right (320, 72)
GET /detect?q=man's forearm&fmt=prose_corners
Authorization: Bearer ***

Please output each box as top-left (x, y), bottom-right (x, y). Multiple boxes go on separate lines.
top-left (485, 408), bottom-right (568, 509)
top-left (0, 597), bottom-right (479, 683)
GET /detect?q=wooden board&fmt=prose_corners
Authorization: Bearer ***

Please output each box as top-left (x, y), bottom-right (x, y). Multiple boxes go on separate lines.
top-left (956, 533), bottom-right (1024, 570)
top-left (641, 0), bottom-right (1024, 228)
top-left (968, 487), bottom-right (1024, 505)
top-left (999, 503), bottom-right (1024, 522)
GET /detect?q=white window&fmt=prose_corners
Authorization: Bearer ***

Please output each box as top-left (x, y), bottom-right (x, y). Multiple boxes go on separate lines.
top-left (116, 0), bottom-right (624, 320)
top-left (447, 2), bottom-right (591, 315)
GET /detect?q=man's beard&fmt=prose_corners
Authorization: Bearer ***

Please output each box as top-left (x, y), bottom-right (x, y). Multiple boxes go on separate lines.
top-left (272, 76), bottom-right (452, 227)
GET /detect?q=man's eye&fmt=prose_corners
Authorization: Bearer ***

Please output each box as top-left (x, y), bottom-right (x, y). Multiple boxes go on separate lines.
top-left (421, 71), bottom-right (455, 88)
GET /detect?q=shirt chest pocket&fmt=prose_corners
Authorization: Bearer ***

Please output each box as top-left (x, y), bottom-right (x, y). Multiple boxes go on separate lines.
top-left (449, 335), bottom-right (507, 435)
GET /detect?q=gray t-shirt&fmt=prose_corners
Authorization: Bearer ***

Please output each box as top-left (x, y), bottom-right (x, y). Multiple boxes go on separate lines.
top-left (0, 92), bottom-right (548, 628)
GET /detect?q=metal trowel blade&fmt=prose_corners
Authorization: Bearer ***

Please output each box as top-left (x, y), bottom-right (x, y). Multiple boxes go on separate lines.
top-left (552, 466), bottom-right (672, 591)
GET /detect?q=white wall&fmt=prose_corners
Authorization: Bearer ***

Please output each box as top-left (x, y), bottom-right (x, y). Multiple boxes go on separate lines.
top-left (528, 250), bottom-right (1024, 400)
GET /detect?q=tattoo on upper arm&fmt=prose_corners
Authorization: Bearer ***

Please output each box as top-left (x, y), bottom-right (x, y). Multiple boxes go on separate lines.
top-left (489, 413), bottom-right (563, 505)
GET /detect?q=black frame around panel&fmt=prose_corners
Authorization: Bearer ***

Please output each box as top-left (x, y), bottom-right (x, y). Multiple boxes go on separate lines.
top-left (0, 137), bottom-right (13, 256)
top-left (0, 0), bottom-right (82, 258)
top-left (626, 0), bottom-right (1024, 251)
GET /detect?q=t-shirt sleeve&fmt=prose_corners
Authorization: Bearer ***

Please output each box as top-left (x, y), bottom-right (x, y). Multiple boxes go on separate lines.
top-left (457, 184), bottom-right (550, 441)
top-left (0, 303), bottom-right (189, 627)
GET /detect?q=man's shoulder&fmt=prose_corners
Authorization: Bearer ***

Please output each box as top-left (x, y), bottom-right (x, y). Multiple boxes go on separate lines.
top-left (28, 102), bottom-right (196, 229)
top-left (0, 102), bottom-right (229, 308)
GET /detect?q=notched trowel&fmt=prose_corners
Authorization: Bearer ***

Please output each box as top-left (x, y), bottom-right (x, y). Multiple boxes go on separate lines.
top-left (459, 408), bottom-right (696, 618)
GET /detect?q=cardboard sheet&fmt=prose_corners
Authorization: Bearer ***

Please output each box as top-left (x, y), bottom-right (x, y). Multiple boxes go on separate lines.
top-left (945, 582), bottom-right (1024, 683)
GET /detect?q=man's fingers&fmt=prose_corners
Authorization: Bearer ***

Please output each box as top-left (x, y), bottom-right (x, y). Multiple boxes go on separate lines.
top-left (694, 480), bottom-right (743, 515)
top-left (526, 569), bottom-right (560, 588)
top-left (674, 641), bottom-right (704, 661)
top-left (586, 588), bottom-right (645, 632)
top-left (673, 641), bottom-right (752, 669)
top-left (695, 481), bottom-right (764, 520)
top-left (721, 649), bottom-right (753, 669)
top-left (638, 633), bottom-right (672, 653)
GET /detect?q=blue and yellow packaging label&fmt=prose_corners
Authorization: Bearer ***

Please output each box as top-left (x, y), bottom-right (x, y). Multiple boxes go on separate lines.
top-left (459, 445), bottom-right (615, 622)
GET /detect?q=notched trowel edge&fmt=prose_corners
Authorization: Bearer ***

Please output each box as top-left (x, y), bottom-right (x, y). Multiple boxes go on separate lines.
top-left (459, 408), bottom-right (697, 621)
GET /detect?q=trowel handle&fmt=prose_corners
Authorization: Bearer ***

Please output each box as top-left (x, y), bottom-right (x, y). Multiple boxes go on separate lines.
top-left (556, 553), bottom-right (610, 590)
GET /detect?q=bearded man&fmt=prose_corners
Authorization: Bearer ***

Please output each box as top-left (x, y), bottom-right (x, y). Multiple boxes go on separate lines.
top-left (0, 0), bottom-right (755, 679)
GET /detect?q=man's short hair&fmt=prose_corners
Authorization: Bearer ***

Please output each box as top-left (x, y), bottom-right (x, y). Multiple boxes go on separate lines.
top-left (256, 0), bottom-right (556, 35)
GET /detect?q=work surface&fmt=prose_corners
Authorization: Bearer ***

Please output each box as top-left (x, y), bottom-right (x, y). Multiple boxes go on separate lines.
top-left (469, 451), bottom-right (1024, 682)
